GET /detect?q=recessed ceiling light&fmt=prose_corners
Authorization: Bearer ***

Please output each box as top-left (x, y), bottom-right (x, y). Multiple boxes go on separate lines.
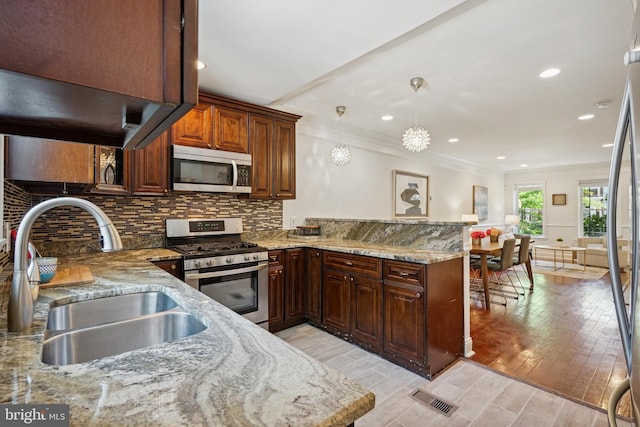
top-left (520, 164), bottom-right (528, 168)
top-left (448, 138), bottom-right (459, 143)
top-left (196, 60), bottom-right (207, 70)
top-left (539, 68), bottom-right (560, 78)
top-left (578, 114), bottom-right (595, 120)
top-left (602, 143), bottom-right (614, 147)
top-left (497, 156), bottom-right (506, 160)
top-left (595, 100), bottom-right (612, 109)
top-left (381, 115), bottom-right (394, 121)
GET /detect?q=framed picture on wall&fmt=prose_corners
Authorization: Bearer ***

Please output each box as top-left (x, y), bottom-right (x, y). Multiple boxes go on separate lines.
top-left (392, 170), bottom-right (429, 218)
top-left (552, 194), bottom-right (567, 205)
top-left (473, 185), bottom-right (488, 221)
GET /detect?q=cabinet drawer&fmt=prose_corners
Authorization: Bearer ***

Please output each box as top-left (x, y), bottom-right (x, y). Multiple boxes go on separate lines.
top-left (324, 252), bottom-right (381, 278)
top-left (268, 250), bottom-right (284, 265)
top-left (383, 260), bottom-right (425, 289)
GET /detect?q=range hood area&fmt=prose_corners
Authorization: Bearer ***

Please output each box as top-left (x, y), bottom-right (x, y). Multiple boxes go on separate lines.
top-left (0, 1), bottom-right (198, 150)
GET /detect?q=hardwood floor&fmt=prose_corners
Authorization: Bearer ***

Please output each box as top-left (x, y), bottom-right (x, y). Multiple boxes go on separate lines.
top-left (469, 268), bottom-right (632, 418)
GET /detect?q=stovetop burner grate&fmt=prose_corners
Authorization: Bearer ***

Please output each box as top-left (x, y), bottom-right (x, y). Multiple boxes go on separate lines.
top-left (168, 241), bottom-right (264, 257)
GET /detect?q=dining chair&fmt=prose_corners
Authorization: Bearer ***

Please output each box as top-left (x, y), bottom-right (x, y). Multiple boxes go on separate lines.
top-left (470, 239), bottom-right (517, 306)
top-left (509, 235), bottom-right (531, 295)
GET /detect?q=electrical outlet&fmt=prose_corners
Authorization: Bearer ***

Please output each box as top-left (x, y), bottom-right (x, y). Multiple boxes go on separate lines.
top-left (290, 217), bottom-right (296, 228)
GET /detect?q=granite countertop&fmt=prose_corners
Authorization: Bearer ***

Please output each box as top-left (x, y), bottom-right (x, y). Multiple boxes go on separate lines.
top-left (0, 249), bottom-right (374, 426)
top-left (250, 237), bottom-right (465, 264)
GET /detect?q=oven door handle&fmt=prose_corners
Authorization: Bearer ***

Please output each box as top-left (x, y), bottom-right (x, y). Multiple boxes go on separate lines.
top-left (184, 262), bottom-right (268, 280)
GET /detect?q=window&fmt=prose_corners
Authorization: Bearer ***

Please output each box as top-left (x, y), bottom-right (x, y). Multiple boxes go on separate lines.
top-left (580, 180), bottom-right (608, 237)
top-left (513, 184), bottom-right (544, 236)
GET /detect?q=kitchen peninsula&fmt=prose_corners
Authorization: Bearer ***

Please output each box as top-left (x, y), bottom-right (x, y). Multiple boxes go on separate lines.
top-left (0, 249), bottom-right (374, 426)
top-left (246, 218), bottom-right (469, 379)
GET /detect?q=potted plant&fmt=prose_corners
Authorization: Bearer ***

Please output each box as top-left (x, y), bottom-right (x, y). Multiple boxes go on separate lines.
top-left (470, 230), bottom-right (487, 245)
top-left (486, 228), bottom-right (503, 243)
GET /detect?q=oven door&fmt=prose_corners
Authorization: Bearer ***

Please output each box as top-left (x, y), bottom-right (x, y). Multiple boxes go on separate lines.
top-left (184, 261), bottom-right (268, 328)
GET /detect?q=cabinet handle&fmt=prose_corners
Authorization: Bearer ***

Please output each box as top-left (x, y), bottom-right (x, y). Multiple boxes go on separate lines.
top-left (415, 292), bottom-right (422, 299)
top-left (170, 265), bottom-right (176, 270)
top-left (344, 261), bottom-right (353, 266)
top-left (163, 188), bottom-right (168, 193)
top-left (207, 144), bottom-right (212, 148)
top-left (350, 277), bottom-right (354, 282)
top-left (276, 193), bottom-right (280, 197)
top-left (278, 270), bottom-right (283, 275)
top-left (343, 276), bottom-right (348, 280)
top-left (269, 255), bottom-right (278, 261)
top-left (399, 271), bottom-right (410, 277)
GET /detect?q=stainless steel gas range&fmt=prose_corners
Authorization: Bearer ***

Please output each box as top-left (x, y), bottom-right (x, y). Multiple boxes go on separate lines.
top-left (166, 218), bottom-right (269, 329)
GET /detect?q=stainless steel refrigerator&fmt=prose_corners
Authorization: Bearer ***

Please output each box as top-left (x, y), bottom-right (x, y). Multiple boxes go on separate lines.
top-left (609, 1), bottom-right (640, 424)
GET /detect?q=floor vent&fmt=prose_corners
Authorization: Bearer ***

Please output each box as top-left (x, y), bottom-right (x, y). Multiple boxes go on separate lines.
top-left (409, 388), bottom-right (458, 417)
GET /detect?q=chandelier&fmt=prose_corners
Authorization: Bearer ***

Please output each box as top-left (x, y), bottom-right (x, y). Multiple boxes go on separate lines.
top-left (330, 106), bottom-right (351, 166)
top-left (402, 77), bottom-right (431, 152)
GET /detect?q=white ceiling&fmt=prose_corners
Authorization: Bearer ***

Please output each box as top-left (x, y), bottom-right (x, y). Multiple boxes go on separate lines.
top-left (198, 0), bottom-right (633, 172)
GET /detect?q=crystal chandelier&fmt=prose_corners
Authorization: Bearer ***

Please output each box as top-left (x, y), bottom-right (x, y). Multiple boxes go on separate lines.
top-left (330, 106), bottom-right (351, 166)
top-left (402, 77), bottom-right (431, 152)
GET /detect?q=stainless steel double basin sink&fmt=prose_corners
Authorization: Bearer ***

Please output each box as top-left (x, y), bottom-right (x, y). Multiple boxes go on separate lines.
top-left (41, 291), bottom-right (206, 365)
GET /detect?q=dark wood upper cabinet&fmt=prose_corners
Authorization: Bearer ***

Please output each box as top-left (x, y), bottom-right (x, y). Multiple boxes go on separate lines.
top-left (6, 136), bottom-right (95, 184)
top-left (171, 102), bottom-right (214, 149)
top-left (132, 132), bottom-right (170, 195)
top-left (214, 106), bottom-right (249, 153)
top-left (0, 0), bottom-right (197, 149)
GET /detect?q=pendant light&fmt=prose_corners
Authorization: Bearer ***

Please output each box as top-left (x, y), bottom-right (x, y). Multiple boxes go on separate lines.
top-left (402, 77), bottom-right (431, 152)
top-left (330, 106), bottom-right (351, 166)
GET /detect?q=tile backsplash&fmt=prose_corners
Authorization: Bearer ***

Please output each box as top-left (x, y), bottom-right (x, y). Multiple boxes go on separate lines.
top-left (3, 180), bottom-right (283, 259)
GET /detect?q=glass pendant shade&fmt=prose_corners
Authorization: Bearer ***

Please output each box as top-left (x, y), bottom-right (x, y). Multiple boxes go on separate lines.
top-left (331, 105), bottom-right (351, 166)
top-left (402, 126), bottom-right (431, 152)
top-left (330, 144), bottom-right (351, 166)
top-left (402, 77), bottom-right (430, 153)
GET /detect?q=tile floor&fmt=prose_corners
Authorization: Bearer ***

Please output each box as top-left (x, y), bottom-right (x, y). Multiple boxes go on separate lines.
top-left (276, 324), bottom-right (634, 427)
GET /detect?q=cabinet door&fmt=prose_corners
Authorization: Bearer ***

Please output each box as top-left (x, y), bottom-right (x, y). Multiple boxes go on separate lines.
top-left (322, 269), bottom-right (351, 334)
top-left (285, 248), bottom-right (305, 325)
top-left (351, 276), bottom-right (383, 349)
top-left (304, 249), bottom-right (323, 323)
top-left (214, 106), bottom-right (249, 153)
top-left (151, 259), bottom-right (183, 279)
top-left (132, 131), bottom-right (169, 195)
top-left (268, 264), bottom-right (285, 332)
top-left (383, 284), bottom-right (425, 365)
top-left (426, 258), bottom-right (464, 376)
top-left (249, 114), bottom-right (273, 198)
top-left (273, 120), bottom-right (296, 199)
top-left (7, 136), bottom-right (94, 183)
top-left (171, 102), bottom-right (213, 148)
top-left (91, 146), bottom-right (131, 195)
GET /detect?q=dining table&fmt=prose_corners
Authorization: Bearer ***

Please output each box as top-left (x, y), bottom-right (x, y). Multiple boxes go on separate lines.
top-left (470, 238), bottom-right (534, 309)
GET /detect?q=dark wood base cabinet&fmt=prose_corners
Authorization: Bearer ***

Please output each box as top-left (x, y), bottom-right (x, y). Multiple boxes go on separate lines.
top-left (269, 249), bottom-right (306, 333)
top-left (313, 252), bottom-right (463, 379)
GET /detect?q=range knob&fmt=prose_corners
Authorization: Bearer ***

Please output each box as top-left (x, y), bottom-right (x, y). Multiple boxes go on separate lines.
top-left (244, 254), bottom-right (251, 262)
top-left (253, 254), bottom-right (259, 261)
top-left (226, 256), bottom-right (234, 264)
top-left (206, 259), bottom-right (212, 266)
top-left (194, 260), bottom-right (201, 268)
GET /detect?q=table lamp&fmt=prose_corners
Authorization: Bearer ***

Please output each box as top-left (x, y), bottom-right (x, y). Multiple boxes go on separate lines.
top-left (461, 214), bottom-right (479, 224)
top-left (505, 214), bottom-right (520, 233)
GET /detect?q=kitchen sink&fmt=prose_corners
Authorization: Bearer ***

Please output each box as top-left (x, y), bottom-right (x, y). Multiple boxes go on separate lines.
top-left (45, 291), bottom-right (180, 333)
top-left (41, 291), bottom-right (207, 365)
top-left (41, 311), bottom-right (206, 365)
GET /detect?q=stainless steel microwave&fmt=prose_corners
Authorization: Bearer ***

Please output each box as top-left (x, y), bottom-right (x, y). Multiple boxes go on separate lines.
top-left (172, 145), bottom-right (252, 193)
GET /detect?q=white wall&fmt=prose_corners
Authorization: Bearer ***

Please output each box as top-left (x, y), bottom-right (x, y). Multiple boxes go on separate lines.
top-left (504, 162), bottom-right (631, 245)
top-left (283, 116), bottom-right (505, 227)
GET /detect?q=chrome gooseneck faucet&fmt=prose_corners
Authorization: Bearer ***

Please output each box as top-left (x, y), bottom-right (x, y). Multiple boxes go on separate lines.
top-left (8, 197), bottom-right (123, 332)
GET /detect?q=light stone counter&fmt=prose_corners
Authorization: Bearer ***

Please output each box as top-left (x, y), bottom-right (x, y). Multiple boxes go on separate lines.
top-left (0, 249), bottom-right (374, 426)
top-left (249, 237), bottom-right (465, 264)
